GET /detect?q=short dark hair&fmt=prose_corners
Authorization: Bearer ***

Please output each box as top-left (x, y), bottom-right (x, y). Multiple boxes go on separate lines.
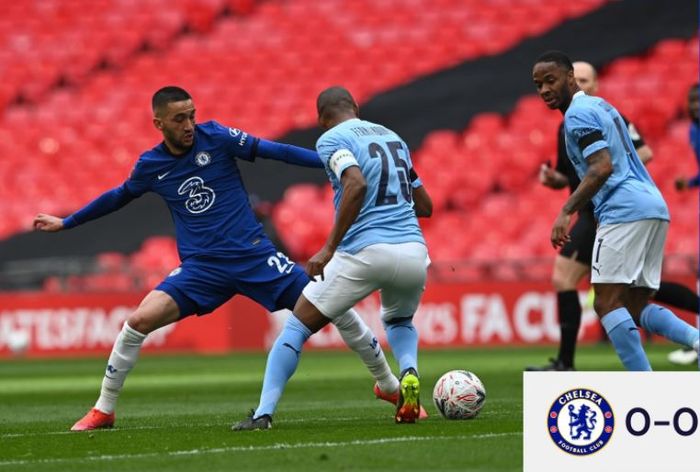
top-left (534, 50), bottom-right (573, 72)
top-left (152, 86), bottom-right (191, 113)
top-left (317, 86), bottom-right (357, 121)
top-left (690, 82), bottom-right (699, 93)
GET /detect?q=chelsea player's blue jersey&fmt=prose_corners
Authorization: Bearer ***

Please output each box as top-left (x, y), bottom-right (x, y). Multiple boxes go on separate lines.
top-left (563, 92), bottom-right (669, 225)
top-left (316, 118), bottom-right (425, 254)
top-left (125, 120), bottom-right (275, 261)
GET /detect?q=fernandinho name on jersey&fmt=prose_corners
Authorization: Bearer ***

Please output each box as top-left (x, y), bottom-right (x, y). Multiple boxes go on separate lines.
top-left (347, 125), bottom-right (393, 137)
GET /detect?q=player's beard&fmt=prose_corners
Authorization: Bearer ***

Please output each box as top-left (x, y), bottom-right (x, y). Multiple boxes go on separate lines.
top-left (558, 85), bottom-right (574, 112)
top-left (165, 129), bottom-right (193, 155)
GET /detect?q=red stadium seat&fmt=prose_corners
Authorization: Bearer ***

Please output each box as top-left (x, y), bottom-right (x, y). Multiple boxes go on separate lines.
top-left (1, 2), bottom-right (696, 282)
top-left (271, 31), bottom-right (698, 278)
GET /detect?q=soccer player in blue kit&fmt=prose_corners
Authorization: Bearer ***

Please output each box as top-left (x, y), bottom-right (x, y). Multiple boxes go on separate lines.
top-left (33, 86), bottom-right (401, 431)
top-left (234, 86), bottom-right (433, 430)
top-left (532, 52), bottom-right (699, 371)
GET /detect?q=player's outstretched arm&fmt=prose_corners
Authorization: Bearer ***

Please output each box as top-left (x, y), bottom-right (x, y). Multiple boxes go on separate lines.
top-left (255, 139), bottom-right (324, 168)
top-left (306, 166), bottom-right (366, 279)
top-left (36, 184), bottom-right (137, 232)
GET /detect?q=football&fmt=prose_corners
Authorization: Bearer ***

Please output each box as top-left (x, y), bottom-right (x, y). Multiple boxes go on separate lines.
top-left (432, 370), bottom-right (486, 420)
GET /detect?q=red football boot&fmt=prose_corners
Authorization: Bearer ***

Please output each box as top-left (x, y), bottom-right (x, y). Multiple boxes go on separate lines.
top-left (70, 408), bottom-right (115, 431)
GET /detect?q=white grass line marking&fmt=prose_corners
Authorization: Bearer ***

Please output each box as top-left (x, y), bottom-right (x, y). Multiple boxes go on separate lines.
top-left (0, 432), bottom-right (521, 467)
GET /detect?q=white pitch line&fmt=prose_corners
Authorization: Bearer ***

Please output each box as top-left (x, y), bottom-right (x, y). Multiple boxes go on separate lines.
top-left (0, 432), bottom-right (521, 467)
top-left (0, 425), bottom-right (165, 438)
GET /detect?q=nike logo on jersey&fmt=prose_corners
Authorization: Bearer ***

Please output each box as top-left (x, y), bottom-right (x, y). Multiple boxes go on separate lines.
top-left (157, 171), bottom-right (172, 180)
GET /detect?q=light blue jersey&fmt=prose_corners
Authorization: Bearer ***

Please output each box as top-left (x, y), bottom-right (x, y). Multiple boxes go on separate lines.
top-left (564, 91), bottom-right (669, 225)
top-left (316, 118), bottom-right (425, 254)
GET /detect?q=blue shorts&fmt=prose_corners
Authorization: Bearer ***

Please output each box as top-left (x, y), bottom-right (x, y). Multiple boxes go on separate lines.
top-left (155, 250), bottom-right (311, 318)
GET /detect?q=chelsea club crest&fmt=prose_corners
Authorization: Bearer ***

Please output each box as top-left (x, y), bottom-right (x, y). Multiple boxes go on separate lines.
top-left (195, 151), bottom-right (211, 167)
top-left (547, 388), bottom-right (614, 456)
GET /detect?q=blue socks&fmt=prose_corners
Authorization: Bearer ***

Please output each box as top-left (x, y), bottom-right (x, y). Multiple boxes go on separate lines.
top-left (254, 315), bottom-right (311, 418)
top-left (601, 308), bottom-right (651, 371)
top-left (640, 304), bottom-right (699, 348)
top-left (384, 317), bottom-right (419, 374)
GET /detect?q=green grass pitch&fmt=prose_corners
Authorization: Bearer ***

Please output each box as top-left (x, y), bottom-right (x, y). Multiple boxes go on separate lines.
top-left (0, 345), bottom-right (691, 471)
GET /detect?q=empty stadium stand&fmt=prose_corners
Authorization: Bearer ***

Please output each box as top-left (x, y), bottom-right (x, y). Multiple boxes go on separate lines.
top-left (0, 0), bottom-right (696, 290)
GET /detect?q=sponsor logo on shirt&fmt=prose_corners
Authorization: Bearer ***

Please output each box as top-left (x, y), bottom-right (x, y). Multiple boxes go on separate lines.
top-left (178, 176), bottom-right (216, 214)
top-left (229, 126), bottom-right (247, 146)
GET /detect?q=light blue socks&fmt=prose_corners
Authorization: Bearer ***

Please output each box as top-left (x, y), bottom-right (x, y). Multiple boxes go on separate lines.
top-left (601, 307), bottom-right (651, 371)
top-left (384, 317), bottom-right (419, 375)
top-left (640, 304), bottom-right (699, 348)
top-left (254, 315), bottom-right (311, 418)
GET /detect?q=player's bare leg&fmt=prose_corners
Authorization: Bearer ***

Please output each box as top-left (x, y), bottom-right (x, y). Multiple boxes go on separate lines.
top-left (71, 290), bottom-right (180, 431)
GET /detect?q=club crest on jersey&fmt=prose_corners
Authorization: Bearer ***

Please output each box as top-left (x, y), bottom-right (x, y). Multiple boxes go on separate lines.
top-left (229, 128), bottom-right (241, 137)
top-left (195, 152), bottom-right (212, 167)
top-left (547, 388), bottom-right (614, 456)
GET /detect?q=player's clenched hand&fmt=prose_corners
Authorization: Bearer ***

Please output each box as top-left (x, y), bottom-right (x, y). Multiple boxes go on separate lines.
top-left (33, 213), bottom-right (64, 232)
top-left (306, 245), bottom-right (334, 281)
top-left (550, 211), bottom-right (571, 248)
